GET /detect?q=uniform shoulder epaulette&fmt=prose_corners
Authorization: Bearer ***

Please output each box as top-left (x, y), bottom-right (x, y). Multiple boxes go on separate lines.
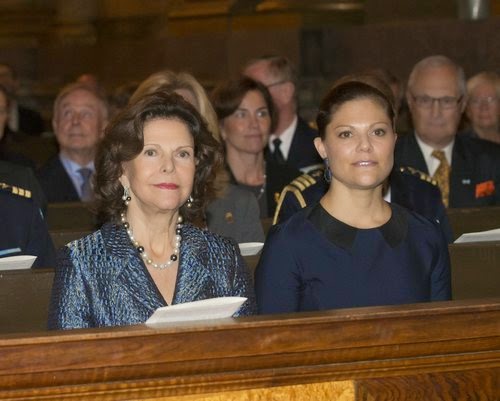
top-left (287, 172), bottom-right (318, 192)
top-left (399, 166), bottom-right (437, 186)
top-left (272, 173), bottom-right (318, 225)
top-left (0, 182), bottom-right (32, 199)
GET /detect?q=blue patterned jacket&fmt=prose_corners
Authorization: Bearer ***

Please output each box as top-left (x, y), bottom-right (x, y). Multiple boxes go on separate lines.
top-left (48, 222), bottom-right (257, 330)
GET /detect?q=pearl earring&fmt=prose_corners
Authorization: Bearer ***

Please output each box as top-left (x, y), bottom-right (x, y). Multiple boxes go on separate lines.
top-left (122, 186), bottom-right (132, 206)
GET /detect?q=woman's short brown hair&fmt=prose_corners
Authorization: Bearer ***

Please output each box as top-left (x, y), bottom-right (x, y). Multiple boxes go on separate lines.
top-left (94, 90), bottom-right (223, 223)
top-left (211, 76), bottom-right (277, 132)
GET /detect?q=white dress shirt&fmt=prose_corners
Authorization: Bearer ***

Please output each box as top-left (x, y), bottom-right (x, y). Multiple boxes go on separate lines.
top-left (268, 116), bottom-right (297, 160)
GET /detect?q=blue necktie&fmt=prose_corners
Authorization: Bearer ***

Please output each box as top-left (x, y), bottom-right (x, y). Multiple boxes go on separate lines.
top-left (78, 168), bottom-right (93, 202)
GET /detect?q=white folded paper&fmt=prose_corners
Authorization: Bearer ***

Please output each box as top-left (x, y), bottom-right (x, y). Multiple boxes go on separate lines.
top-left (0, 255), bottom-right (37, 270)
top-left (238, 242), bottom-right (264, 256)
top-left (145, 296), bottom-right (247, 326)
top-left (454, 228), bottom-right (500, 244)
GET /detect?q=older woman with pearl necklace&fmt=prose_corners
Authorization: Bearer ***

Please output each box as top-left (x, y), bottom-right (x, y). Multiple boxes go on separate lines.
top-left (48, 91), bottom-right (256, 330)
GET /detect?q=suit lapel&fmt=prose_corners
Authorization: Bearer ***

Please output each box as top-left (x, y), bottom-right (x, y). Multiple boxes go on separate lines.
top-left (389, 170), bottom-right (411, 208)
top-left (405, 134), bottom-right (429, 173)
top-left (449, 138), bottom-right (475, 207)
top-left (54, 158), bottom-right (80, 201)
top-left (172, 225), bottom-right (214, 304)
top-left (102, 223), bottom-right (165, 312)
top-left (286, 120), bottom-right (301, 167)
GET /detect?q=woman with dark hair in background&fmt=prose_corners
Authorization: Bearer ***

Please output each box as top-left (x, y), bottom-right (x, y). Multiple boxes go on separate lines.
top-left (211, 77), bottom-right (300, 218)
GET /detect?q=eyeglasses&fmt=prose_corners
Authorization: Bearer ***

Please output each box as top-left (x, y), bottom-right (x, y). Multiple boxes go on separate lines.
top-left (411, 94), bottom-right (463, 109)
top-left (469, 96), bottom-right (498, 107)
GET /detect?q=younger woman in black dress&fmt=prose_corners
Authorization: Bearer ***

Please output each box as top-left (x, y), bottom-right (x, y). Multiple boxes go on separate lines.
top-left (255, 77), bottom-right (451, 314)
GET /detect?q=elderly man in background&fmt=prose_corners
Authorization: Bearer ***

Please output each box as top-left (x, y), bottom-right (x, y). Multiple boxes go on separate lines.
top-left (243, 55), bottom-right (321, 171)
top-left (395, 55), bottom-right (500, 208)
top-left (37, 82), bottom-right (108, 203)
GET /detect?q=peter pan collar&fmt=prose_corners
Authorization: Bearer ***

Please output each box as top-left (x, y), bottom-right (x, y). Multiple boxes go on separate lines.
top-left (306, 202), bottom-right (408, 250)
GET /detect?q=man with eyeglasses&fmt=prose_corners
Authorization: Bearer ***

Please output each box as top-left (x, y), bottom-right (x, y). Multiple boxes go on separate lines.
top-left (394, 55), bottom-right (500, 208)
top-left (243, 55), bottom-right (322, 172)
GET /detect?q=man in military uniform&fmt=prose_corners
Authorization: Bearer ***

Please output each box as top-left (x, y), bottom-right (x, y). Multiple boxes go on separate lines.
top-left (0, 159), bottom-right (47, 215)
top-left (0, 182), bottom-right (56, 268)
top-left (274, 166), bottom-right (454, 243)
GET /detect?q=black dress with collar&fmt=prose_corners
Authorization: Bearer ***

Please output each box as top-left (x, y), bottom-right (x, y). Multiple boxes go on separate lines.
top-left (255, 202), bottom-right (451, 314)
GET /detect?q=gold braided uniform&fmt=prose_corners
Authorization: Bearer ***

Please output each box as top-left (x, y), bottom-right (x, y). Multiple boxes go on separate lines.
top-left (272, 170), bottom-right (323, 225)
top-left (0, 182), bottom-right (32, 199)
top-left (398, 166), bottom-right (438, 187)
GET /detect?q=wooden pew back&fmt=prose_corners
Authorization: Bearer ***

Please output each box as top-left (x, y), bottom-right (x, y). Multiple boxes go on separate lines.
top-left (447, 206), bottom-right (500, 240)
top-left (46, 202), bottom-right (98, 231)
top-left (0, 299), bottom-right (499, 400)
top-left (0, 269), bottom-right (54, 334)
top-left (50, 229), bottom-right (92, 249)
top-left (449, 241), bottom-right (500, 300)
top-left (1, 242), bottom-right (498, 334)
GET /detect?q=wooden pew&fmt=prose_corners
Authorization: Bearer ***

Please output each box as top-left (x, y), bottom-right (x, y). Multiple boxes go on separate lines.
top-left (0, 299), bottom-right (499, 400)
top-left (449, 241), bottom-right (500, 300)
top-left (446, 205), bottom-right (500, 240)
top-left (261, 217), bottom-right (273, 235)
top-left (0, 269), bottom-right (54, 334)
top-left (2, 240), bottom-right (499, 336)
top-left (46, 202), bottom-right (98, 231)
top-left (50, 229), bottom-right (92, 249)
top-left (0, 253), bottom-right (260, 335)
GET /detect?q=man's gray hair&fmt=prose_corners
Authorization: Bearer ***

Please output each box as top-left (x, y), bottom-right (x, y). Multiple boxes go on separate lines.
top-left (407, 55), bottom-right (466, 97)
top-left (244, 55), bottom-right (297, 86)
top-left (53, 81), bottom-right (109, 121)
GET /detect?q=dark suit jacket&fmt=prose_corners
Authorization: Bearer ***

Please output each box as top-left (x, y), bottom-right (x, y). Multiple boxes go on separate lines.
top-left (265, 159), bottom-right (301, 218)
top-left (394, 133), bottom-right (500, 208)
top-left (37, 155), bottom-right (80, 203)
top-left (286, 117), bottom-right (322, 170)
top-left (17, 105), bottom-right (45, 136)
top-left (0, 159), bottom-right (47, 214)
top-left (48, 222), bottom-right (257, 329)
top-left (0, 188), bottom-right (56, 268)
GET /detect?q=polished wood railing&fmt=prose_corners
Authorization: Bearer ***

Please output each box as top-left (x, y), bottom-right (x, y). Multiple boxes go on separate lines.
top-left (0, 299), bottom-right (499, 400)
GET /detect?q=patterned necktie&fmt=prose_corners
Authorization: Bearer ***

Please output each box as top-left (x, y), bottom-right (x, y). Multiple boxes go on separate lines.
top-left (431, 150), bottom-right (450, 207)
top-left (78, 167), bottom-right (93, 202)
top-left (272, 138), bottom-right (286, 165)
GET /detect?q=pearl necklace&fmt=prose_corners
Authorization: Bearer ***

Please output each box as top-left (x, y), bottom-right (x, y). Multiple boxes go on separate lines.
top-left (120, 213), bottom-right (182, 269)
